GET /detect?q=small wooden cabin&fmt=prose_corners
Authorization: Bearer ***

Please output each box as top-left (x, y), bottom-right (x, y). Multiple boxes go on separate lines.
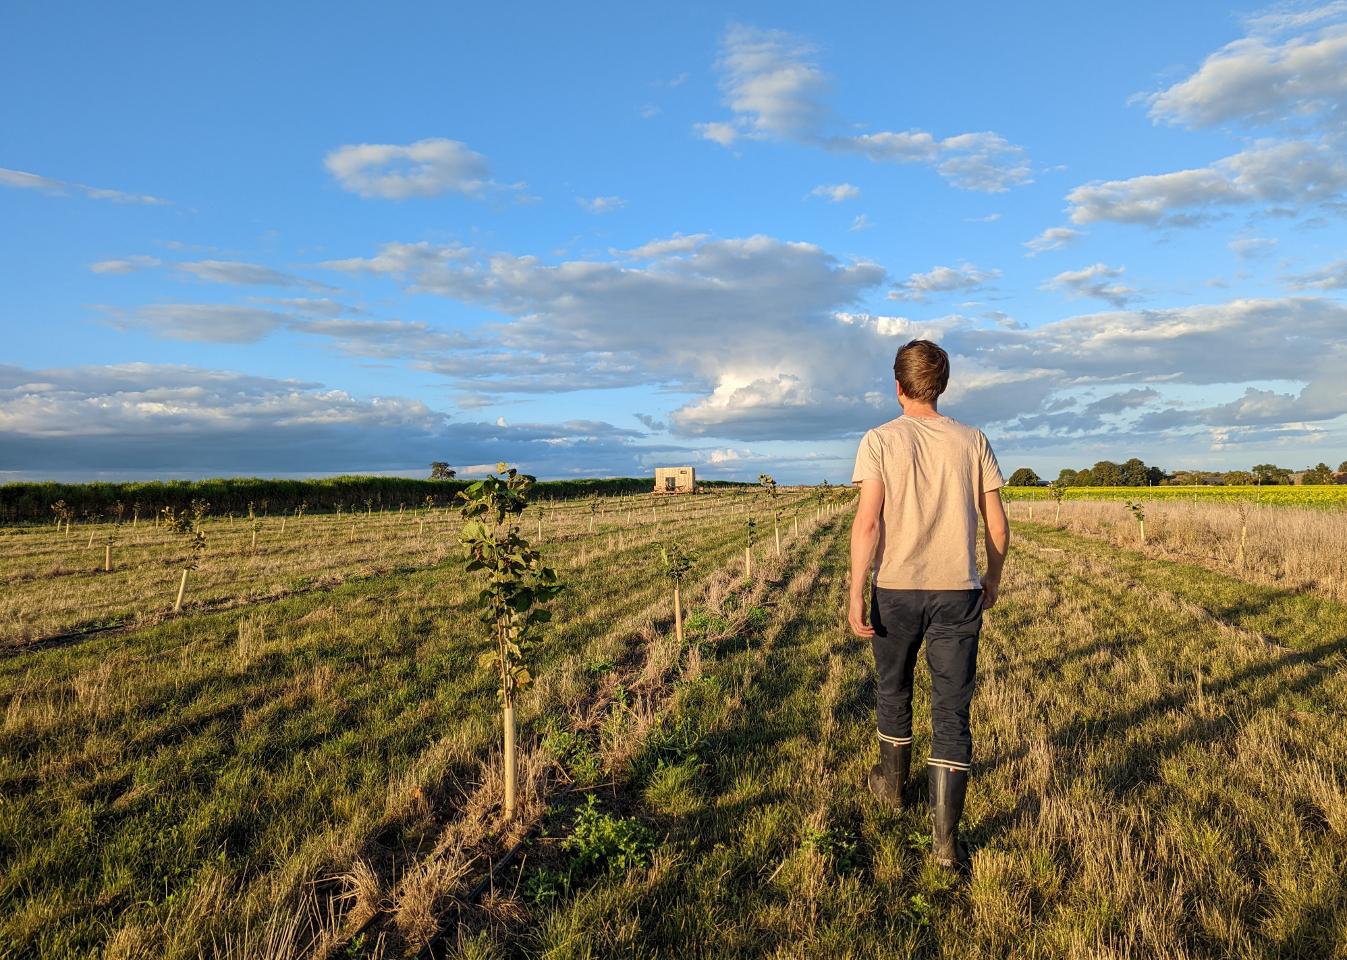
top-left (654, 466), bottom-right (696, 494)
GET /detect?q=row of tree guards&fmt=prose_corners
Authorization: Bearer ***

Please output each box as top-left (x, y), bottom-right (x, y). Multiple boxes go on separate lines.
top-left (43, 480), bottom-right (853, 654)
top-left (38, 467), bottom-right (854, 819)
top-left (459, 465), bottom-right (851, 820)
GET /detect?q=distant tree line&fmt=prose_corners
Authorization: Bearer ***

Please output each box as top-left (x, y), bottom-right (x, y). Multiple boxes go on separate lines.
top-left (1005, 459), bottom-right (1347, 488)
top-left (0, 475), bottom-right (671, 524)
top-left (1007, 458), bottom-right (1165, 488)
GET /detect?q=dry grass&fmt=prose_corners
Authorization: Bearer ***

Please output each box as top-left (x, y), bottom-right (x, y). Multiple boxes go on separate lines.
top-left (1008, 496), bottom-right (1347, 601)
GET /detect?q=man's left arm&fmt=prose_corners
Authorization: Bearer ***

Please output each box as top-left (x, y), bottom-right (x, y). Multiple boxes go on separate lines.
top-left (848, 478), bottom-right (884, 637)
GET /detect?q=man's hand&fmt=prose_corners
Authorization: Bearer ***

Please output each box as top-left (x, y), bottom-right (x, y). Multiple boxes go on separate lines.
top-left (848, 591), bottom-right (874, 638)
top-left (980, 574), bottom-right (1000, 610)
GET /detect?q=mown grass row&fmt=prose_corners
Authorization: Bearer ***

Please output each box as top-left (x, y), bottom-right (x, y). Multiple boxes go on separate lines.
top-left (452, 518), bottom-right (1347, 959)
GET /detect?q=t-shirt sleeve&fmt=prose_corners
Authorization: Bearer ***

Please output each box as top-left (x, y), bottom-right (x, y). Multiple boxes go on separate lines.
top-left (978, 431), bottom-right (1005, 492)
top-left (851, 430), bottom-right (882, 485)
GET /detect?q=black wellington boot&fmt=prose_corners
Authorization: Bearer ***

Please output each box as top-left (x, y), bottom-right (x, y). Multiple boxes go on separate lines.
top-left (929, 764), bottom-right (971, 872)
top-left (866, 739), bottom-right (911, 809)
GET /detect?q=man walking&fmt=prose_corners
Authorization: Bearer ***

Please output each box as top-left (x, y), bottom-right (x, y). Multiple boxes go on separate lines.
top-left (848, 339), bottom-right (1010, 872)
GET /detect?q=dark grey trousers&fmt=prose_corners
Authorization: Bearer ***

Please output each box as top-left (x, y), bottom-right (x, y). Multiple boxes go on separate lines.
top-left (870, 587), bottom-right (984, 770)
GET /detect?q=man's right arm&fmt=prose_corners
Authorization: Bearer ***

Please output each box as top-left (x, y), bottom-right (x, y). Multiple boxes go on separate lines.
top-left (978, 486), bottom-right (1010, 609)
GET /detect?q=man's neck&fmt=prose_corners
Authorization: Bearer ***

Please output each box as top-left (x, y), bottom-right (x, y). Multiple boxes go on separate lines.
top-left (901, 403), bottom-right (942, 419)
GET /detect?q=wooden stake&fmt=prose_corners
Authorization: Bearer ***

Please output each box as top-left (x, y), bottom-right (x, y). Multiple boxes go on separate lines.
top-left (673, 582), bottom-right (685, 647)
top-left (87, 528), bottom-right (96, 548)
top-left (745, 547), bottom-right (752, 578)
top-left (502, 701), bottom-right (517, 820)
top-left (104, 543), bottom-right (111, 572)
top-left (174, 569), bottom-right (188, 612)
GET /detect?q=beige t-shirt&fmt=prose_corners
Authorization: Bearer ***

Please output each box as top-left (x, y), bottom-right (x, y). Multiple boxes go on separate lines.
top-left (851, 414), bottom-right (1004, 590)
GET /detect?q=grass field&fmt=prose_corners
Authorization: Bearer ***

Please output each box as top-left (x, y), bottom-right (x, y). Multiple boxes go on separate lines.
top-left (1, 488), bottom-right (1344, 959)
top-left (1001, 484), bottom-right (1347, 508)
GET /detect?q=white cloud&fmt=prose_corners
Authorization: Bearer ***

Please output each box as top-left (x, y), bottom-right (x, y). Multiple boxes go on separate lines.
top-left (90, 255), bottom-right (163, 275)
top-left (178, 259), bottom-right (331, 289)
top-left (696, 25), bottom-right (1031, 192)
top-left (324, 138), bottom-right (494, 199)
top-left (710, 25), bottom-right (833, 142)
top-left (1042, 263), bottom-right (1140, 307)
top-left (808, 182), bottom-right (860, 202)
top-left (1023, 226), bottom-right (1082, 256)
top-left (1065, 139), bottom-right (1347, 225)
top-left (694, 121), bottom-right (741, 147)
top-left (888, 263), bottom-right (1000, 302)
top-left (966, 212), bottom-right (1001, 222)
top-left (0, 167), bottom-right (170, 205)
top-left (1283, 257), bottom-right (1347, 289)
top-left (578, 195), bottom-right (627, 214)
top-left (115, 304), bottom-right (290, 343)
top-left (90, 256), bottom-right (333, 289)
top-left (0, 363), bottom-right (651, 476)
top-left (1228, 235), bottom-right (1278, 258)
top-left (1145, 15), bottom-right (1347, 133)
top-left (315, 230), bottom-right (1347, 447)
top-left (849, 213), bottom-right (874, 231)
top-left (833, 130), bottom-right (1032, 192)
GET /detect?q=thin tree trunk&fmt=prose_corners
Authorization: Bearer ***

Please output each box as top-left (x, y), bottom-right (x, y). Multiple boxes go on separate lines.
top-left (174, 569), bottom-right (188, 612)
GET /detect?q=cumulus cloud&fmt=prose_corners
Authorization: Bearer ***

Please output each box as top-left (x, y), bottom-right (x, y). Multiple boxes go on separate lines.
top-left (316, 229), bottom-right (1347, 448)
top-left (696, 25), bottom-right (1031, 192)
top-left (1065, 139), bottom-right (1347, 225)
top-left (1042, 263), bottom-right (1140, 307)
top-left (0, 363), bottom-right (653, 477)
top-left (1228, 235), bottom-right (1278, 258)
top-left (90, 255), bottom-right (336, 289)
top-left (808, 182), bottom-right (860, 202)
top-left (1145, 13), bottom-right (1347, 134)
top-left (177, 260), bottom-right (333, 289)
top-left (109, 300), bottom-right (478, 360)
top-left (578, 195), bottom-right (627, 214)
top-left (1023, 226), bottom-right (1082, 256)
top-left (832, 130), bottom-right (1032, 192)
top-left (888, 263), bottom-right (1000, 302)
top-left (324, 138), bottom-right (495, 199)
top-left (0, 167), bottom-right (170, 205)
top-left (1283, 257), bottom-right (1347, 289)
top-left (115, 304), bottom-right (290, 343)
top-left (91, 255), bottom-right (164, 274)
top-left (1065, 12), bottom-right (1347, 230)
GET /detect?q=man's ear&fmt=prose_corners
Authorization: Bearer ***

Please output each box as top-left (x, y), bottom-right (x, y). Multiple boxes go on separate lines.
top-left (895, 380), bottom-right (903, 401)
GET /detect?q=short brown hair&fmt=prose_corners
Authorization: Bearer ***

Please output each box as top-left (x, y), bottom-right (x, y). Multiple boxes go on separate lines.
top-left (893, 339), bottom-right (949, 402)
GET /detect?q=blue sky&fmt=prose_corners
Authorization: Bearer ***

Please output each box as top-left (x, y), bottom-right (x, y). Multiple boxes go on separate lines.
top-left (3, 1), bottom-right (1345, 482)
